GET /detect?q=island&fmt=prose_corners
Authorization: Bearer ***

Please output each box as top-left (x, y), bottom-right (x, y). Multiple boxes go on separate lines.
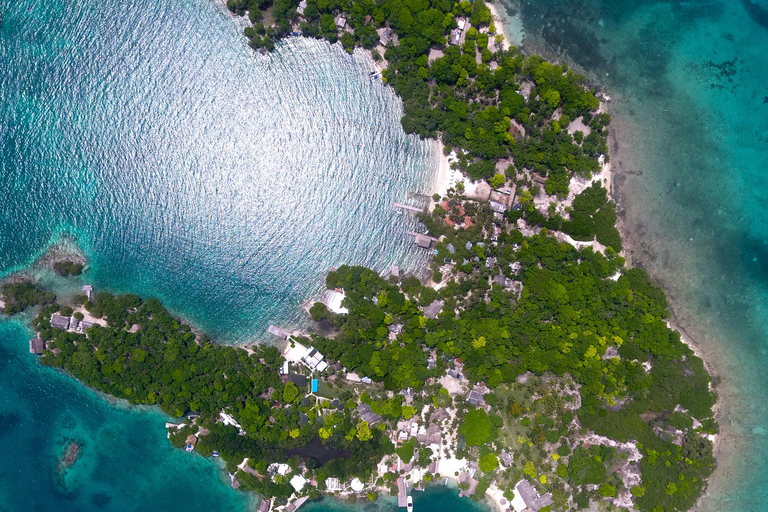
top-left (23, 203), bottom-right (716, 512)
top-left (4, 1), bottom-right (719, 511)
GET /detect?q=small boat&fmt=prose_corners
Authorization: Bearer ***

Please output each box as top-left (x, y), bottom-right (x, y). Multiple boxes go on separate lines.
top-left (212, 451), bottom-right (220, 457)
top-left (407, 496), bottom-right (413, 512)
top-left (186, 445), bottom-right (194, 452)
top-left (516, 13), bottom-right (520, 19)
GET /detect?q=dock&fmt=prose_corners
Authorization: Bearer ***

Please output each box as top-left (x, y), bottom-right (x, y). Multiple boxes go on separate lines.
top-left (393, 203), bottom-right (425, 213)
top-left (267, 325), bottom-right (291, 340)
top-left (397, 477), bottom-right (408, 507)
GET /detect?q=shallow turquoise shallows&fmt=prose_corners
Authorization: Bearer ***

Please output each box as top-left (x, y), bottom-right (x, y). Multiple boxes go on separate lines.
top-left (0, 0), bottom-right (480, 511)
top-left (500, 0), bottom-right (768, 509)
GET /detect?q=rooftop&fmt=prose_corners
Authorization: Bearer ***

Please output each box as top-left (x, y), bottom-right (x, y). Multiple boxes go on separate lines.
top-left (415, 234), bottom-right (433, 248)
top-left (290, 474), bottom-right (307, 492)
top-left (29, 338), bottom-right (44, 355)
top-left (50, 313), bottom-right (70, 330)
top-left (468, 390), bottom-right (485, 406)
top-left (514, 480), bottom-right (553, 512)
top-left (422, 300), bottom-right (443, 319)
top-left (288, 373), bottom-right (307, 387)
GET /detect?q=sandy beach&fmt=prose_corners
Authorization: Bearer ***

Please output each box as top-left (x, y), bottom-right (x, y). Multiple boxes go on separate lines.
top-left (486, 2), bottom-right (512, 51)
top-left (430, 141), bottom-right (462, 203)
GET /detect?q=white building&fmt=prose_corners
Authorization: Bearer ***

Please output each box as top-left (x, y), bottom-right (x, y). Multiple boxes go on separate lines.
top-left (290, 474), bottom-right (308, 492)
top-left (302, 346), bottom-right (329, 372)
top-left (350, 478), bottom-right (365, 492)
top-left (326, 477), bottom-right (342, 492)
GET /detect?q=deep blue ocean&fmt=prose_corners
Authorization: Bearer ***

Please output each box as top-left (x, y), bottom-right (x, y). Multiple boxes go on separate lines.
top-left (2, 0), bottom-right (768, 510)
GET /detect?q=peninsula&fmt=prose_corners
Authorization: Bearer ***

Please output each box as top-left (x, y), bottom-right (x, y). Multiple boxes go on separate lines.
top-left (4, 0), bottom-right (719, 511)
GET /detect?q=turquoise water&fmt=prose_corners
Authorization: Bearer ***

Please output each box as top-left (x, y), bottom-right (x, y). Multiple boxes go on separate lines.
top-left (0, 0), bottom-right (473, 510)
top-left (502, 0), bottom-right (768, 509)
top-left (0, 0), bottom-right (436, 343)
top-left (0, 318), bottom-right (256, 511)
top-left (301, 487), bottom-right (490, 512)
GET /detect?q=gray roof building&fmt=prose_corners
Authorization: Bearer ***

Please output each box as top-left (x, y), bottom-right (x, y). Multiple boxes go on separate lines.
top-left (288, 373), bottom-right (307, 387)
top-left (422, 300), bottom-right (443, 319)
top-left (415, 234), bottom-right (433, 249)
top-left (468, 390), bottom-right (485, 407)
top-left (356, 403), bottom-right (381, 425)
top-left (29, 338), bottom-right (44, 355)
top-left (380, 27), bottom-right (393, 45)
top-left (515, 480), bottom-right (553, 512)
top-left (450, 28), bottom-right (461, 45)
top-left (50, 313), bottom-right (70, 330)
top-left (490, 200), bottom-right (508, 213)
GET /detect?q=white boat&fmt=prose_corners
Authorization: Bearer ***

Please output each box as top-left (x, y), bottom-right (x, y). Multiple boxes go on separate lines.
top-left (407, 496), bottom-right (413, 512)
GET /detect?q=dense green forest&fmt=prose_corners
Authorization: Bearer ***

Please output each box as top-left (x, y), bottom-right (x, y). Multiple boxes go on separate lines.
top-left (53, 260), bottom-right (85, 276)
top-left (15, 2), bottom-right (718, 509)
top-left (34, 293), bottom-right (398, 503)
top-left (1, 281), bottom-right (56, 315)
top-left (308, 189), bottom-right (717, 511)
top-left (27, 190), bottom-right (717, 511)
top-left (228, 0), bottom-right (608, 190)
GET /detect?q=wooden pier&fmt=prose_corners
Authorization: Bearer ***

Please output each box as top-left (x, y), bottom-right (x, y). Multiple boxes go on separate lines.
top-left (397, 477), bottom-right (408, 508)
top-left (393, 203), bottom-right (425, 213)
top-left (267, 325), bottom-right (291, 340)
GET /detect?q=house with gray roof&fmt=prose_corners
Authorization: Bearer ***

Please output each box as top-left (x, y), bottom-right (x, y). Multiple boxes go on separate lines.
top-left (490, 200), bottom-right (508, 213)
top-left (512, 480), bottom-right (553, 512)
top-left (288, 373), bottom-right (307, 387)
top-left (467, 390), bottom-right (485, 407)
top-left (29, 338), bottom-right (44, 355)
top-left (380, 27), bottom-right (393, 45)
top-left (50, 313), bottom-right (70, 330)
top-left (356, 403), bottom-right (381, 425)
top-left (415, 234), bottom-right (433, 249)
top-left (422, 300), bottom-right (443, 319)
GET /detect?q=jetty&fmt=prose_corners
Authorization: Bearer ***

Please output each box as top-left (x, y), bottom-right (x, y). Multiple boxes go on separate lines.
top-left (397, 477), bottom-right (408, 507)
top-left (393, 203), bottom-right (425, 213)
top-left (267, 325), bottom-right (291, 340)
